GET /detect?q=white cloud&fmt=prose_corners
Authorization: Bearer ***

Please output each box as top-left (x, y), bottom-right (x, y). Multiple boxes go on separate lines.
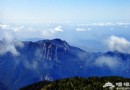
top-left (0, 32), bottom-right (24, 56)
top-left (0, 24), bottom-right (25, 32)
top-left (54, 26), bottom-right (63, 32)
top-left (94, 56), bottom-right (120, 69)
top-left (76, 28), bottom-right (92, 31)
top-left (77, 22), bottom-right (130, 27)
top-left (92, 23), bottom-right (113, 26)
top-left (41, 25), bottom-right (63, 38)
top-left (41, 29), bottom-right (58, 38)
top-left (76, 28), bottom-right (86, 31)
top-left (0, 24), bottom-right (9, 29)
top-left (12, 26), bottom-right (25, 32)
top-left (116, 22), bottom-right (130, 26)
top-left (106, 36), bottom-right (130, 53)
top-left (0, 24), bottom-right (64, 40)
top-left (78, 22), bottom-right (115, 27)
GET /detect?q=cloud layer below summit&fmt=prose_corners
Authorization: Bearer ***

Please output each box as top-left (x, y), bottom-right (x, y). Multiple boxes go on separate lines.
top-left (0, 22), bottom-right (130, 52)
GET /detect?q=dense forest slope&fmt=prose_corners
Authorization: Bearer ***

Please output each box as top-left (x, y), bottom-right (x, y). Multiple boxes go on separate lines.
top-left (20, 76), bottom-right (130, 90)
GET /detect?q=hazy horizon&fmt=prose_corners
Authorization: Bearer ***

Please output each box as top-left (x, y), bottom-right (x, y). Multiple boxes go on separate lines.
top-left (0, 0), bottom-right (130, 52)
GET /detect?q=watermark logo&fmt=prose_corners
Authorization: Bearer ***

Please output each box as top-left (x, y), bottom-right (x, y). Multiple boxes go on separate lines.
top-left (103, 81), bottom-right (130, 90)
top-left (103, 82), bottom-right (115, 90)
top-left (116, 82), bottom-right (130, 90)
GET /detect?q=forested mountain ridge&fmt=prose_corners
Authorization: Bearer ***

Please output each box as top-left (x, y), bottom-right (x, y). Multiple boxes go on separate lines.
top-left (20, 76), bottom-right (130, 90)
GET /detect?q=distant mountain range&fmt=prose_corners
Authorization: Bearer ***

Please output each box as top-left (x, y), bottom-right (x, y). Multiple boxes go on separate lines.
top-left (0, 38), bottom-right (130, 90)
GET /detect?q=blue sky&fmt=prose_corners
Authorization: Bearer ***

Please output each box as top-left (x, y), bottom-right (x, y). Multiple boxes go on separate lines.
top-left (0, 0), bottom-right (130, 52)
top-left (0, 0), bottom-right (130, 23)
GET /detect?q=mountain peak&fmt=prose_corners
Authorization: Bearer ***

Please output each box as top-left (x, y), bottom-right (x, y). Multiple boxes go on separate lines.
top-left (51, 38), bottom-right (68, 46)
top-left (52, 38), bottom-right (63, 42)
top-left (37, 38), bottom-right (68, 47)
